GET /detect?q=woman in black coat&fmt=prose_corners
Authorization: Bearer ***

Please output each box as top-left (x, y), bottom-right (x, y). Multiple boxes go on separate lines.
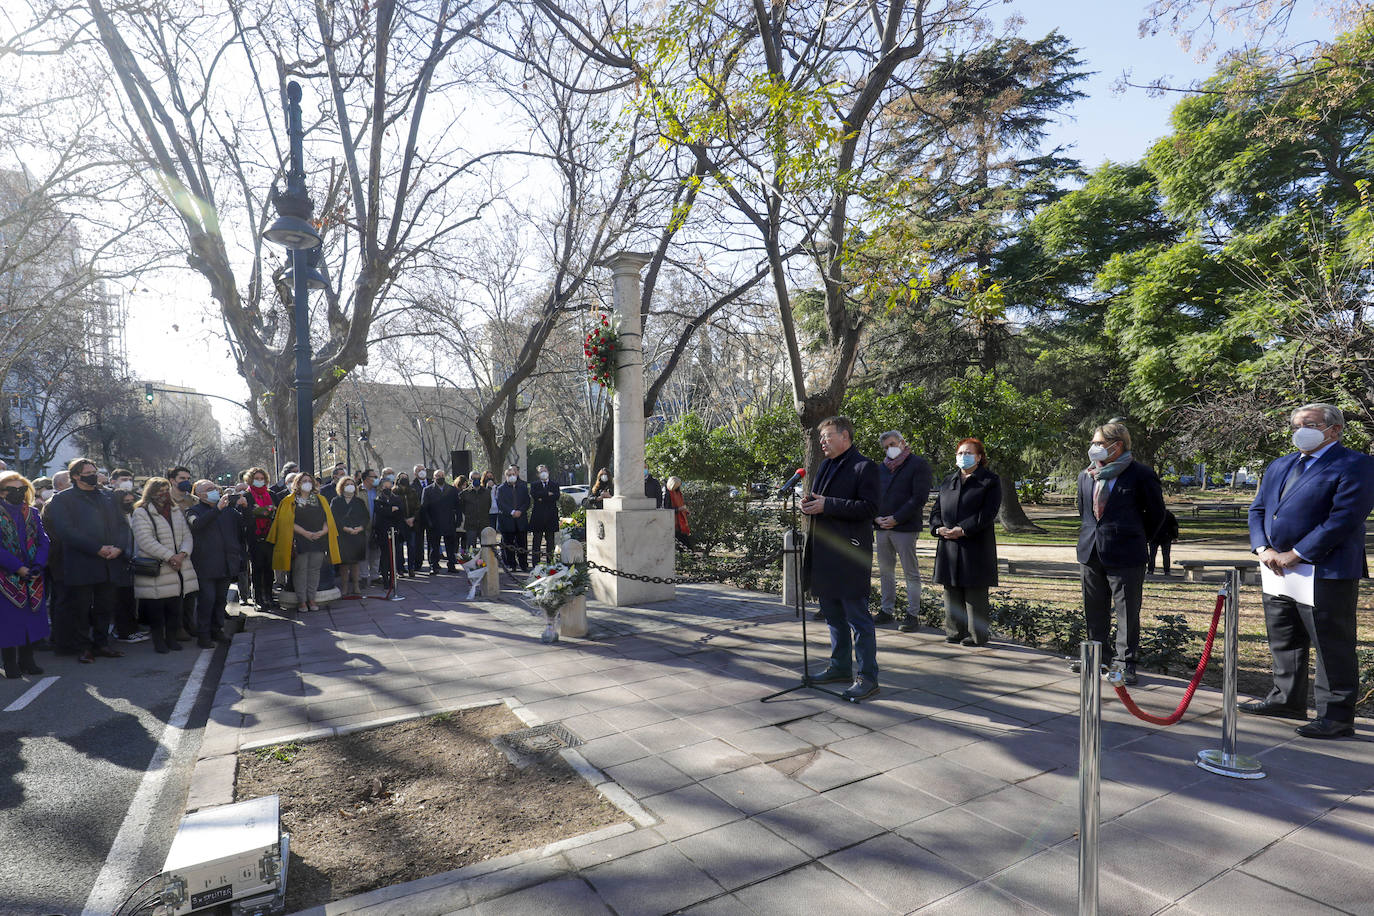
top-left (929, 437), bottom-right (1002, 646)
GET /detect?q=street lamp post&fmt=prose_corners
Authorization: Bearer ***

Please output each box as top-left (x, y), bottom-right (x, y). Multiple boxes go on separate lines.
top-left (262, 80), bottom-right (322, 475)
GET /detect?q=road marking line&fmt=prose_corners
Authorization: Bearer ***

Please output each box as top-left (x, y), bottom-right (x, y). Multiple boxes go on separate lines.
top-left (81, 651), bottom-right (213, 916)
top-left (3, 675), bottom-right (59, 712)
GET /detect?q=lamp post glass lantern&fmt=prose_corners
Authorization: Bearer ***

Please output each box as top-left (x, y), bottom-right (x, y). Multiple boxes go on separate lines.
top-left (261, 80), bottom-right (322, 476)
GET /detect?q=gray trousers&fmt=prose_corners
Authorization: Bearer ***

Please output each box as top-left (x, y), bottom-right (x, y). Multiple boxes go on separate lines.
top-left (366, 542), bottom-right (382, 581)
top-left (294, 551), bottom-right (326, 603)
top-left (943, 586), bottom-right (991, 642)
top-left (876, 529), bottom-right (921, 615)
top-left (1080, 552), bottom-right (1144, 664)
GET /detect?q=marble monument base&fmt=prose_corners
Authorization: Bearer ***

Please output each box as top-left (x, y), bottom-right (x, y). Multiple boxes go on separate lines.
top-left (586, 503), bottom-right (676, 606)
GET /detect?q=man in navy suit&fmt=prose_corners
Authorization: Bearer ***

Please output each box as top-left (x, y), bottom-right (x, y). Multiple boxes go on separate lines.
top-left (1243, 403), bottom-right (1374, 739)
top-left (801, 416), bottom-right (882, 701)
top-left (1076, 422), bottom-right (1166, 686)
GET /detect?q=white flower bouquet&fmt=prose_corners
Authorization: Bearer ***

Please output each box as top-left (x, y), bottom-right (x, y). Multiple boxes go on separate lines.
top-left (523, 561), bottom-right (590, 643)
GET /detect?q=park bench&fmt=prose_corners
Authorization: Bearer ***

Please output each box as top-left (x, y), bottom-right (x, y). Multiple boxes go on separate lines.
top-left (1178, 559), bottom-right (1259, 585)
top-left (1189, 502), bottom-right (1248, 519)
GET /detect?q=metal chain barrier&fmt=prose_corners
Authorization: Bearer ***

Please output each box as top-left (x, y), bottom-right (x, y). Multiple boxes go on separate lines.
top-left (1108, 588), bottom-right (1226, 726)
top-left (585, 549), bottom-right (782, 586)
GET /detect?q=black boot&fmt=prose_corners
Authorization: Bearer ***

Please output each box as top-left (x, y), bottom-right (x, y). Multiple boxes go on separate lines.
top-left (164, 620), bottom-right (182, 651)
top-left (2, 647), bottom-right (19, 679)
top-left (18, 644), bottom-right (42, 676)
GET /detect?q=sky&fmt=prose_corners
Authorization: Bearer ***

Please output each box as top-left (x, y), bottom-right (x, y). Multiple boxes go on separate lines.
top-left (122, 1), bottom-right (1340, 433)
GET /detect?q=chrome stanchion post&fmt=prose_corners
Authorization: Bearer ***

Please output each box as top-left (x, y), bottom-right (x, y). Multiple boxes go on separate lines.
top-left (1197, 569), bottom-right (1263, 778)
top-left (1078, 639), bottom-right (1101, 916)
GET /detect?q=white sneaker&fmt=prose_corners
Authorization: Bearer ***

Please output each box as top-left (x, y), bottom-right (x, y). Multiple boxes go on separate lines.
top-left (115, 632), bottom-right (150, 643)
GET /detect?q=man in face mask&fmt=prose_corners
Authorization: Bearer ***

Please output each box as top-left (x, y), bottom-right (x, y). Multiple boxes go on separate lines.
top-left (1074, 422), bottom-right (1165, 686)
top-left (110, 469), bottom-right (136, 493)
top-left (167, 465), bottom-right (195, 510)
top-left (420, 469), bottom-right (460, 574)
top-left (186, 480), bottom-right (243, 648)
top-left (1242, 403), bottom-right (1374, 739)
top-left (872, 431), bottom-right (933, 629)
top-left (495, 465), bottom-right (532, 571)
top-left (529, 464), bottom-right (561, 565)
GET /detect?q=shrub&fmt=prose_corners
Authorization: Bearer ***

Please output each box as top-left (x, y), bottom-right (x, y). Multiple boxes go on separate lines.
top-left (1137, 613), bottom-right (1192, 675)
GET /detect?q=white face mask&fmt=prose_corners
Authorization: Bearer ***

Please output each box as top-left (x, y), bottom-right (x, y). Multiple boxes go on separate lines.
top-left (506, 475), bottom-right (517, 483)
top-left (40, 489), bottom-right (54, 501)
top-left (539, 472), bottom-right (549, 481)
top-left (956, 453), bottom-right (977, 470)
top-left (885, 445), bottom-right (902, 460)
top-left (117, 480), bottom-right (134, 491)
top-left (1292, 426), bottom-right (1327, 452)
top-left (418, 470), bottom-right (427, 479)
top-left (300, 482), bottom-right (313, 493)
top-left (600, 474), bottom-right (609, 482)
top-left (252, 478), bottom-right (266, 487)
top-left (1087, 443), bottom-right (1112, 463)
top-left (343, 484), bottom-right (356, 495)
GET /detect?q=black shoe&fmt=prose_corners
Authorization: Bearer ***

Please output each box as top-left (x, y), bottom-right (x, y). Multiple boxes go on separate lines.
top-left (1296, 717), bottom-right (1354, 739)
top-left (1069, 659), bottom-right (1082, 674)
top-left (3, 667), bottom-right (19, 680)
top-left (153, 638), bottom-right (169, 654)
top-left (428, 570), bottom-right (439, 577)
top-left (810, 666), bottom-right (852, 684)
top-left (20, 661), bottom-right (42, 676)
top-left (946, 635), bottom-right (964, 644)
top-left (1239, 700), bottom-right (1308, 719)
top-left (197, 637), bottom-right (214, 649)
top-left (898, 616), bottom-right (919, 633)
top-left (961, 636), bottom-right (988, 647)
top-left (842, 677), bottom-right (880, 701)
top-left (872, 610), bottom-right (895, 625)
top-left (166, 640), bottom-right (183, 651)
top-left (1123, 664), bottom-right (1139, 686)
top-left (812, 610), bottom-right (825, 621)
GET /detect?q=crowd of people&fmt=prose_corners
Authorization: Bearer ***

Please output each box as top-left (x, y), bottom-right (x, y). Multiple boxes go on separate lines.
top-left (0, 456), bottom-right (631, 673)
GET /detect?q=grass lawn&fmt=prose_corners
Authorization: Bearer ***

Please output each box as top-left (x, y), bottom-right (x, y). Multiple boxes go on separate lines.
top-left (1001, 512), bottom-right (1255, 546)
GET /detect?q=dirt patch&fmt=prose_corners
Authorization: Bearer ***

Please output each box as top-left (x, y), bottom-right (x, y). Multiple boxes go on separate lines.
top-left (234, 703), bottom-right (627, 911)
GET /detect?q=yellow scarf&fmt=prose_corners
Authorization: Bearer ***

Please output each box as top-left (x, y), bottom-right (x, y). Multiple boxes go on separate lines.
top-left (267, 493), bottom-right (341, 570)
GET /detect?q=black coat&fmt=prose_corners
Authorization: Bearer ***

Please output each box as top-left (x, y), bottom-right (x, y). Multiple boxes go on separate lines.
top-left (462, 485), bottom-right (491, 534)
top-left (529, 480), bottom-right (561, 531)
top-left (496, 480), bottom-right (532, 533)
top-left (186, 502), bottom-right (246, 580)
top-left (1076, 460), bottom-right (1166, 568)
top-left (420, 484), bottom-right (461, 533)
top-left (877, 454), bottom-right (933, 533)
top-left (929, 467), bottom-right (1002, 588)
top-left (373, 489), bottom-right (406, 537)
top-left (1151, 509), bottom-right (1180, 546)
top-left (802, 446), bottom-right (880, 599)
top-left (42, 487), bottom-right (125, 587)
top-left (645, 475), bottom-right (664, 509)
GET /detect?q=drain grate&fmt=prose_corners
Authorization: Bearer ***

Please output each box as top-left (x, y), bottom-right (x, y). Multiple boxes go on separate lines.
top-left (496, 723), bottom-right (583, 758)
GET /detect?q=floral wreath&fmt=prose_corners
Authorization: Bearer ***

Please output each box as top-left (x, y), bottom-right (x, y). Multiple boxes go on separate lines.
top-left (585, 313), bottom-right (620, 391)
top-left (524, 561), bottom-right (590, 619)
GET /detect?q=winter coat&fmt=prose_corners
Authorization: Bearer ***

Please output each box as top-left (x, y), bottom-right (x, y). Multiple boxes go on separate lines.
top-left (496, 480), bottom-right (532, 534)
top-left (462, 485), bottom-right (492, 535)
top-left (372, 490), bottom-right (407, 538)
top-left (330, 495), bottom-right (371, 564)
top-left (41, 487), bottom-right (125, 587)
top-left (420, 484), bottom-right (461, 533)
top-left (529, 480), bottom-right (561, 531)
top-left (185, 501), bottom-right (246, 581)
top-left (395, 484), bottom-right (422, 523)
top-left (1076, 460), bottom-right (1166, 568)
top-left (877, 453), bottom-right (933, 533)
top-left (801, 446), bottom-right (880, 600)
top-left (131, 504), bottom-right (200, 600)
top-left (929, 467), bottom-right (1002, 589)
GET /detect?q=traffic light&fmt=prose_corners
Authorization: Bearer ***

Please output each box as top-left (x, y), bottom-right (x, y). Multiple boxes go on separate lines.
top-left (144, 383), bottom-right (155, 404)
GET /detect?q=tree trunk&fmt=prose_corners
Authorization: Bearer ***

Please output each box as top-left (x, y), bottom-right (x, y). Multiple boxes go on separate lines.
top-left (996, 474), bottom-right (1044, 533)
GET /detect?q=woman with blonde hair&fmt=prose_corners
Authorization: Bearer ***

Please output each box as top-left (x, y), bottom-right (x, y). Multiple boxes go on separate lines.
top-left (664, 476), bottom-right (691, 548)
top-left (131, 477), bottom-right (199, 653)
top-left (0, 472), bottom-right (49, 677)
top-left (268, 471), bottom-right (340, 611)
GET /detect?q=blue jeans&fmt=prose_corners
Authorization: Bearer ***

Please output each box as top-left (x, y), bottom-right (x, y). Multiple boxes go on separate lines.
top-left (819, 596), bottom-right (878, 682)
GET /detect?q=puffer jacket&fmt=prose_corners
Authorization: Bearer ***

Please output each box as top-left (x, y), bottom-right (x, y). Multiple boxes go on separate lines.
top-left (131, 504), bottom-right (200, 600)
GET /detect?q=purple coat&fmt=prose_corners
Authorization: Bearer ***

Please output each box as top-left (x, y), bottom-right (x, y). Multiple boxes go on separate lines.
top-left (0, 502), bottom-right (51, 648)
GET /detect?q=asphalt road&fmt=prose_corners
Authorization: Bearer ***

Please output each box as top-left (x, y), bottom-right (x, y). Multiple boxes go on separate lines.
top-left (0, 638), bottom-right (222, 916)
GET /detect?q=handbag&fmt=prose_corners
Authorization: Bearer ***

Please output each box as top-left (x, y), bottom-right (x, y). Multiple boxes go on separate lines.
top-left (129, 556), bottom-right (161, 577)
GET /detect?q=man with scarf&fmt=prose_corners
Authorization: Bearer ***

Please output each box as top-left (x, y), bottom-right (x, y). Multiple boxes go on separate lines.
top-left (1075, 422), bottom-right (1165, 686)
top-left (874, 430), bottom-right (932, 629)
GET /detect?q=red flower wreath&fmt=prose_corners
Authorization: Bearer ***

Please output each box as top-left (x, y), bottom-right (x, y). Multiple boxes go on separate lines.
top-left (585, 314), bottom-right (620, 391)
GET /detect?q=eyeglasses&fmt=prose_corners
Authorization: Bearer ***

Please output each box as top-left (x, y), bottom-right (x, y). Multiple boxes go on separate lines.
top-left (1291, 421), bottom-right (1329, 430)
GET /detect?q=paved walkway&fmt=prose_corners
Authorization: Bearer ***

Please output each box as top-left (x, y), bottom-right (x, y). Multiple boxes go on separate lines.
top-left (193, 573), bottom-right (1374, 916)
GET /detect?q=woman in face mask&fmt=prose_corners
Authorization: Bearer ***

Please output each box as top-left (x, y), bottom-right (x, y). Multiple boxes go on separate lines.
top-left (130, 477), bottom-right (200, 653)
top-left (590, 467), bottom-right (613, 508)
top-left (242, 467), bottom-right (280, 611)
top-left (267, 473), bottom-right (340, 612)
top-left (371, 473), bottom-right (406, 587)
top-left (0, 472), bottom-right (50, 678)
top-left (461, 473), bottom-right (491, 553)
top-left (330, 476), bottom-right (369, 598)
top-left (929, 438), bottom-right (1002, 647)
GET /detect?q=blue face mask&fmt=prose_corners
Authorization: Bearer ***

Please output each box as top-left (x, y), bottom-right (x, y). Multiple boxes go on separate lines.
top-left (956, 454), bottom-right (977, 470)
top-left (205, 490), bottom-right (221, 503)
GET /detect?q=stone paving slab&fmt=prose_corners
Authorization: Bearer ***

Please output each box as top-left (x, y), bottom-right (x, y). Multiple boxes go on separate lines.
top-left (190, 571), bottom-right (1374, 915)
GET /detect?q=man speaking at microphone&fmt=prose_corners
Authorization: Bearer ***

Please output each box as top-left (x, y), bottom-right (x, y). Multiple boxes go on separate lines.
top-left (801, 416), bottom-right (882, 700)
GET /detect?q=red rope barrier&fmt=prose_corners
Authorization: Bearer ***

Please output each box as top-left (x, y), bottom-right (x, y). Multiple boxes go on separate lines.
top-left (1111, 591), bottom-right (1226, 726)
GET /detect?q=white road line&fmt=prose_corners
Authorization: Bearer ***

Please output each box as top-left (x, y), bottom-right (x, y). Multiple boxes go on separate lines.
top-left (2, 675), bottom-right (59, 712)
top-left (81, 650), bottom-right (214, 916)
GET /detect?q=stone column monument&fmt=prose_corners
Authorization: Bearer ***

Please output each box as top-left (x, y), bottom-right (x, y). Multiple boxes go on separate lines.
top-left (587, 252), bottom-right (676, 605)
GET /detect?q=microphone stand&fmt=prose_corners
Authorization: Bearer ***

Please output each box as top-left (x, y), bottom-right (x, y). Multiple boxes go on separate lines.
top-left (761, 482), bottom-right (847, 703)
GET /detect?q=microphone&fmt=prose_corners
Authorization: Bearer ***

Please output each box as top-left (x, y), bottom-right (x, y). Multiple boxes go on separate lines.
top-left (777, 467), bottom-right (805, 497)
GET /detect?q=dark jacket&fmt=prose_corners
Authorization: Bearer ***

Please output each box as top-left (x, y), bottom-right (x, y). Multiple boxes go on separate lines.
top-left (42, 487), bottom-right (125, 587)
top-left (186, 501), bottom-right (246, 580)
top-left (462, 485), bottom-right (491, 534)
top-left (394, 483), bottom-right (422, 522)
top-left (496, 480), bottom-right (532, 534)
top-left (645, 474), bottom-right (664, 509)
top-left (1076, 460), bottom-right (1166, 568)
top-left (420, 484), bottom-right (461, 533)
top-left (802, 446), bottom-right (880, 599)
top-left (929, 467), bottom-right (1002, 588)
top-left (330, 494), bottom-right (372, 564)
top-left (877, 453), bottom-right (932, 533)
top-left (1151, 509), bottom-right (1180, 546)
top-left (1247, 442), bottom-right (1374, 579)
top-left (373, 489), bottom-right (406, 537)
top-left (529, 480), bottom-right (561, 531)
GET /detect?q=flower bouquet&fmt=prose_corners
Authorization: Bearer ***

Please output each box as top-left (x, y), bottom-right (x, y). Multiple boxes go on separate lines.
top-left (584, 313), bottom-right (620, 391)
top-left (523, 561), bottom-right (591, 643)
top-left (457, 552), bottom-right (487, 599)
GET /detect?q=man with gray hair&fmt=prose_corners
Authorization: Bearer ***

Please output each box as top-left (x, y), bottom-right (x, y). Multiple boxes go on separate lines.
top-left (1243, 403), bottom-right (1374, 738)
top-left (874, 431), bottom-right (932, 629)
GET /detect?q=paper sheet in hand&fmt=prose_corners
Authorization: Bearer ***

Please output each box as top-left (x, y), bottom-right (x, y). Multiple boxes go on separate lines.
top-left (1260, 562), bottom-right (1315, 604)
